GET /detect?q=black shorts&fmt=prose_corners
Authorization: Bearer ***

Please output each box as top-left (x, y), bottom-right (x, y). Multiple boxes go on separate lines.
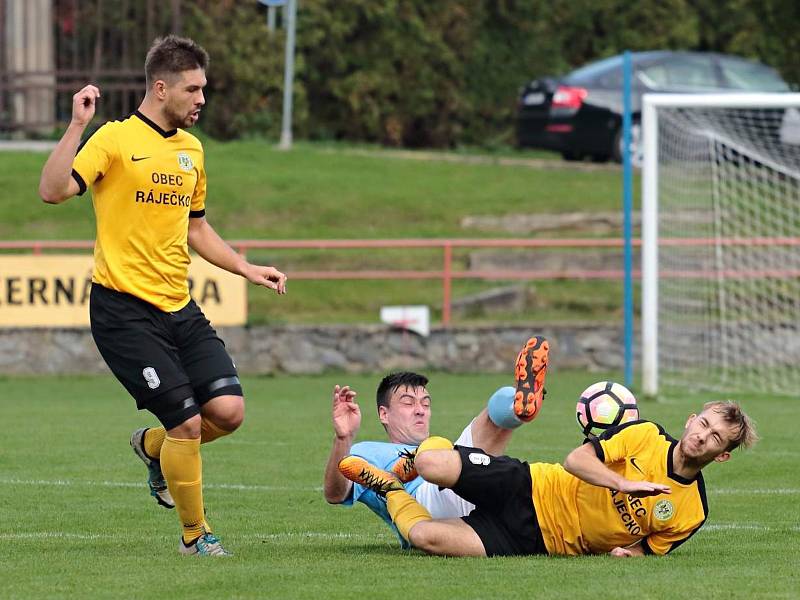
top-left (90, 283), bottom-right (241, 428)
top-left (453, 445), bottom-right (548, 557)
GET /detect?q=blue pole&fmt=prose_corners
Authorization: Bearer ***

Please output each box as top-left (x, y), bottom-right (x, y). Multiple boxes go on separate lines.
top-left (622, 51), bottom-right (634, 387)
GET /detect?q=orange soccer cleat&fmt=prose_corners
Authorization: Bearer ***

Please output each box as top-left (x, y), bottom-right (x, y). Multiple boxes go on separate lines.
top-left (339, 456), bottom-right (404, 496)
top-left (513, 335), bottom-right (549, 422)
top-left (391, 448), bottom-right (418, 483)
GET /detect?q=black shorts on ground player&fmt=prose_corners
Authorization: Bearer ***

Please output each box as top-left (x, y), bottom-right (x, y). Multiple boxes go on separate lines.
top-left (452, 445), bottom-right (548, 557)
top-left (89, 283), bottom-right (242, 430)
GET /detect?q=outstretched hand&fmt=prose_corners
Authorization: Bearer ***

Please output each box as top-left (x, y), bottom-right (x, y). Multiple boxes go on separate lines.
top-left (244, 264), bottom-right (287, 294)
top-left (72, 85), bottom-right (100, 127)
top-left (332, 384), bottom-right (361, 439)
top-left (609, 546), bottom-right (634, 558)
top-left (617, 479), bottom-right (671, 498)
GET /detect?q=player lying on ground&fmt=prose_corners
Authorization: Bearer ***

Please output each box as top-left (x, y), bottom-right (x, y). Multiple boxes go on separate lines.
top-left (323, 336), bottom-right (549, 546)
top-left (340, 398), bottom-right (757, 557)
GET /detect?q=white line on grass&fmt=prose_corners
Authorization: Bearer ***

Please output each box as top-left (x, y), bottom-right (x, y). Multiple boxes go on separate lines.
top-left (753, 450), bottom-right (800, 457)
top-left (223, 439), bottom-right (293, 446)
top-left (0, 478), bottom-right (321, 493)
top-left (0, 532), bottom-right (117, 540)
top-left (711, 488), bottom-right (799, 495)
top-left (2, 478), bottom-right (795, 497)
top-left (242, 532), bottom-right (387, 541)
top-left (5, 526), bottom-right (798, 544)
top-left (0, 531), bottom-right (388, 542)
top-left (210, 482), bottom-right (322, 492)
top-left (703, 523), bottom-right (800, 532)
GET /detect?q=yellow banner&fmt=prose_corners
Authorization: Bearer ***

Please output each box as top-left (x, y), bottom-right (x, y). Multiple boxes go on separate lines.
top-left (0, 255), bottom-right (246, 327)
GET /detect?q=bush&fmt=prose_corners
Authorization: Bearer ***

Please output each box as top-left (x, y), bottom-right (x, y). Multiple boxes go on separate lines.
top-left (181, 0), bottom-right (799, 145)
top-left (185, 0), bottom-right (308, 140)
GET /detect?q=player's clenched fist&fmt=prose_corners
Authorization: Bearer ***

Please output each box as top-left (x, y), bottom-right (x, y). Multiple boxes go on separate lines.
top-left (71, 85), bottom-right (100, 127)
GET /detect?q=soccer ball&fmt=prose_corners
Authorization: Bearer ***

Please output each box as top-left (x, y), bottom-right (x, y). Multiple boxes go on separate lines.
top-left (576, 381), bottom-right (639, 435)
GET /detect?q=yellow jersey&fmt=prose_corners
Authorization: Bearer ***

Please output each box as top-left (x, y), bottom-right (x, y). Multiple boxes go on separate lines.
top-left (530, 421), bottom-right (708, 556)
top-left (72, 110), bottom-right (206, 311)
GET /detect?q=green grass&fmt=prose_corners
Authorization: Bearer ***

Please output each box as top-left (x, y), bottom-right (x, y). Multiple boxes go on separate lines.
top-left (0, 142), bottom-right (635, 324)
top-left (0, 141), bottom-right (629, 240)
top-left (1, 372), bottom-right (796, 599)
top-left (248, 278), bottom-right (627, 325)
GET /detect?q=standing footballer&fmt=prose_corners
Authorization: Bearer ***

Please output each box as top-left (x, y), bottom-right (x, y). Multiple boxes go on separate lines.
top-left (38, 35), bottom-right (286, 556)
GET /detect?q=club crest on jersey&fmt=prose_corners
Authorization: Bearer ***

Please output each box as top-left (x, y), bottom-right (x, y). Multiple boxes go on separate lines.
top-left (654, 499), bottom-right (675, 521)
top-left (177, 152), bottom-right (194, 172)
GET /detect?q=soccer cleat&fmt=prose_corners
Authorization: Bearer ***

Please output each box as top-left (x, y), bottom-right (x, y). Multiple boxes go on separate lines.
top-left (179, 530), bottom-right (232, 557)
top-left (391, 449), bottom-right (418, 483)
top-left (339, 456), bottom-right (404, 496)
top-left (130, 428), bottom-right (175, 509)
top-left (513, 335), bottom-right (549, 422)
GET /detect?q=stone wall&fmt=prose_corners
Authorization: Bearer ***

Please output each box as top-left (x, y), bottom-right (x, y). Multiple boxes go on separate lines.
top-left (0, 324), bottom-right (630, 375)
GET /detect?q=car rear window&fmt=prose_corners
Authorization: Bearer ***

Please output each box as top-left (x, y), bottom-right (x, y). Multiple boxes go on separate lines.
top-left (639, 55), bottom-right (719, 90)
top-left (718, 58), bottom-right (790, 92)
top-left (563, 55), bottom-right (622, 84)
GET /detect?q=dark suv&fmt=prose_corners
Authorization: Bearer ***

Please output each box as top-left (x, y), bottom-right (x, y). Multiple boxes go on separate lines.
top-left (516, 51), bottom-right (791, 163)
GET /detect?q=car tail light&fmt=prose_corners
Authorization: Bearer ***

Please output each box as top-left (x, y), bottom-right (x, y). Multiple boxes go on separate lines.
top-left (545, 124), bottom-right (573, 133)
top-left (551, 85), bottom-right (587, 109)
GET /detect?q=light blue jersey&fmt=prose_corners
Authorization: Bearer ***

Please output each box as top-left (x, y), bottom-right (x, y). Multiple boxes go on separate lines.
top-left (342, 441), bottom-right (425, 548)
top-left (338, 421), bottom-right (478, 548)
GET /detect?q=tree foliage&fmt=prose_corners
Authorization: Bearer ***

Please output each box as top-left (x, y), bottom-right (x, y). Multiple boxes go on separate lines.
top-left (177, 0), bottom-right (798, 146)
top-left (184, 0), bottom-right (308, 140)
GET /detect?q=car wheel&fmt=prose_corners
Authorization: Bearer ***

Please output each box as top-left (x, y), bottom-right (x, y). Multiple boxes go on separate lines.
top-left (561, 150), bottom-right (582, 161)
top-left (612, 121), bottom-right (642, 167)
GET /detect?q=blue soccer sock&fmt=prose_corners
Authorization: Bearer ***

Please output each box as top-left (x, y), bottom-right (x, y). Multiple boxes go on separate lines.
top-left (487, 386), bottom-right (524, 429)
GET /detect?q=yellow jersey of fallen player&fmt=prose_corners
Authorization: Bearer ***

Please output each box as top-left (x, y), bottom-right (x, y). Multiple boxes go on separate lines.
top-left (72, 110), bottom-right (206, 312)
top-left (530, 420), bottom-right (708, 556)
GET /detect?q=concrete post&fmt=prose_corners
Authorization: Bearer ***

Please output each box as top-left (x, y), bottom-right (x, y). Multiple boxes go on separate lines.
top-left (5, 0), bottom-right (55, 134)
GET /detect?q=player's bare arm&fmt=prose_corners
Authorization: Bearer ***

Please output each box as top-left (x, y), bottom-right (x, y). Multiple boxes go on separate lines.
top-left (187, 216), bottom-right (287, 294)
top-left (563, 442), bottom-right (671, 497)
top-left (323, 385), bottom-right (362, 503)
top-left (39, 85), bottom-right (100, 204)
top-left (468, 408), bottom-right (513, 456)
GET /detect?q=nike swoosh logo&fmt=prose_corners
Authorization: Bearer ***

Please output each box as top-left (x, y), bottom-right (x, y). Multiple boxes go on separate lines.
top-left (630, 457), bottom-right (644, 474)
top-left (131, 155), bottom-right (151, 162)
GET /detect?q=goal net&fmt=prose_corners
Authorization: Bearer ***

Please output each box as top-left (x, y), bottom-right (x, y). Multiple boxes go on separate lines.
top-left (641, 93), bottom-right (800, 397)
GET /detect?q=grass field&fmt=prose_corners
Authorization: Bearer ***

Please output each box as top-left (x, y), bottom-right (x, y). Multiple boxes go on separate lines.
top-left (0, 142), bottom-right (635, 324)
top-left (2, 372), bottom-right (796, 599)
top-left (0, 142), bottom-right (628, 240)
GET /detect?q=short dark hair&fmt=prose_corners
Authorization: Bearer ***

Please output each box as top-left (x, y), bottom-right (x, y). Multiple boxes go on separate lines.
top-left (376, 372), bottom-right (429, 412)
top-left (145, 35), bottom-right (209, 87)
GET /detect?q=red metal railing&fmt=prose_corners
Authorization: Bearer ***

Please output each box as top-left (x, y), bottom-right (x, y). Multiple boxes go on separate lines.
top-left (3, 237), bottom-right (798, 324)
top-left (0, 238), bottom-right (634, 325)
top-left (229, 238), bottom-right (645, 324)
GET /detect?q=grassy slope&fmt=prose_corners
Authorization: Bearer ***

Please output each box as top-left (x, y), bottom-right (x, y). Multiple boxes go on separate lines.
top-left (0, 142), bottom-right (627, 239)
top-left (0, 142), bottom-right (634, 323)
top-left (1, 373), bottom-right (795, 599)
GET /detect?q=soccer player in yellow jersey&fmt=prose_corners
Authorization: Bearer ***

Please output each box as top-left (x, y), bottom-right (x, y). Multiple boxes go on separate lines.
top-left (340, 398), bottom-right (758, 557)
top-left (38, 36), bottom-right (287, 556)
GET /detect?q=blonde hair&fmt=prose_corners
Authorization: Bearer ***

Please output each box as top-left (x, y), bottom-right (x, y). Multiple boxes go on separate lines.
top-left (702, 401), bottom-right (759, 450)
